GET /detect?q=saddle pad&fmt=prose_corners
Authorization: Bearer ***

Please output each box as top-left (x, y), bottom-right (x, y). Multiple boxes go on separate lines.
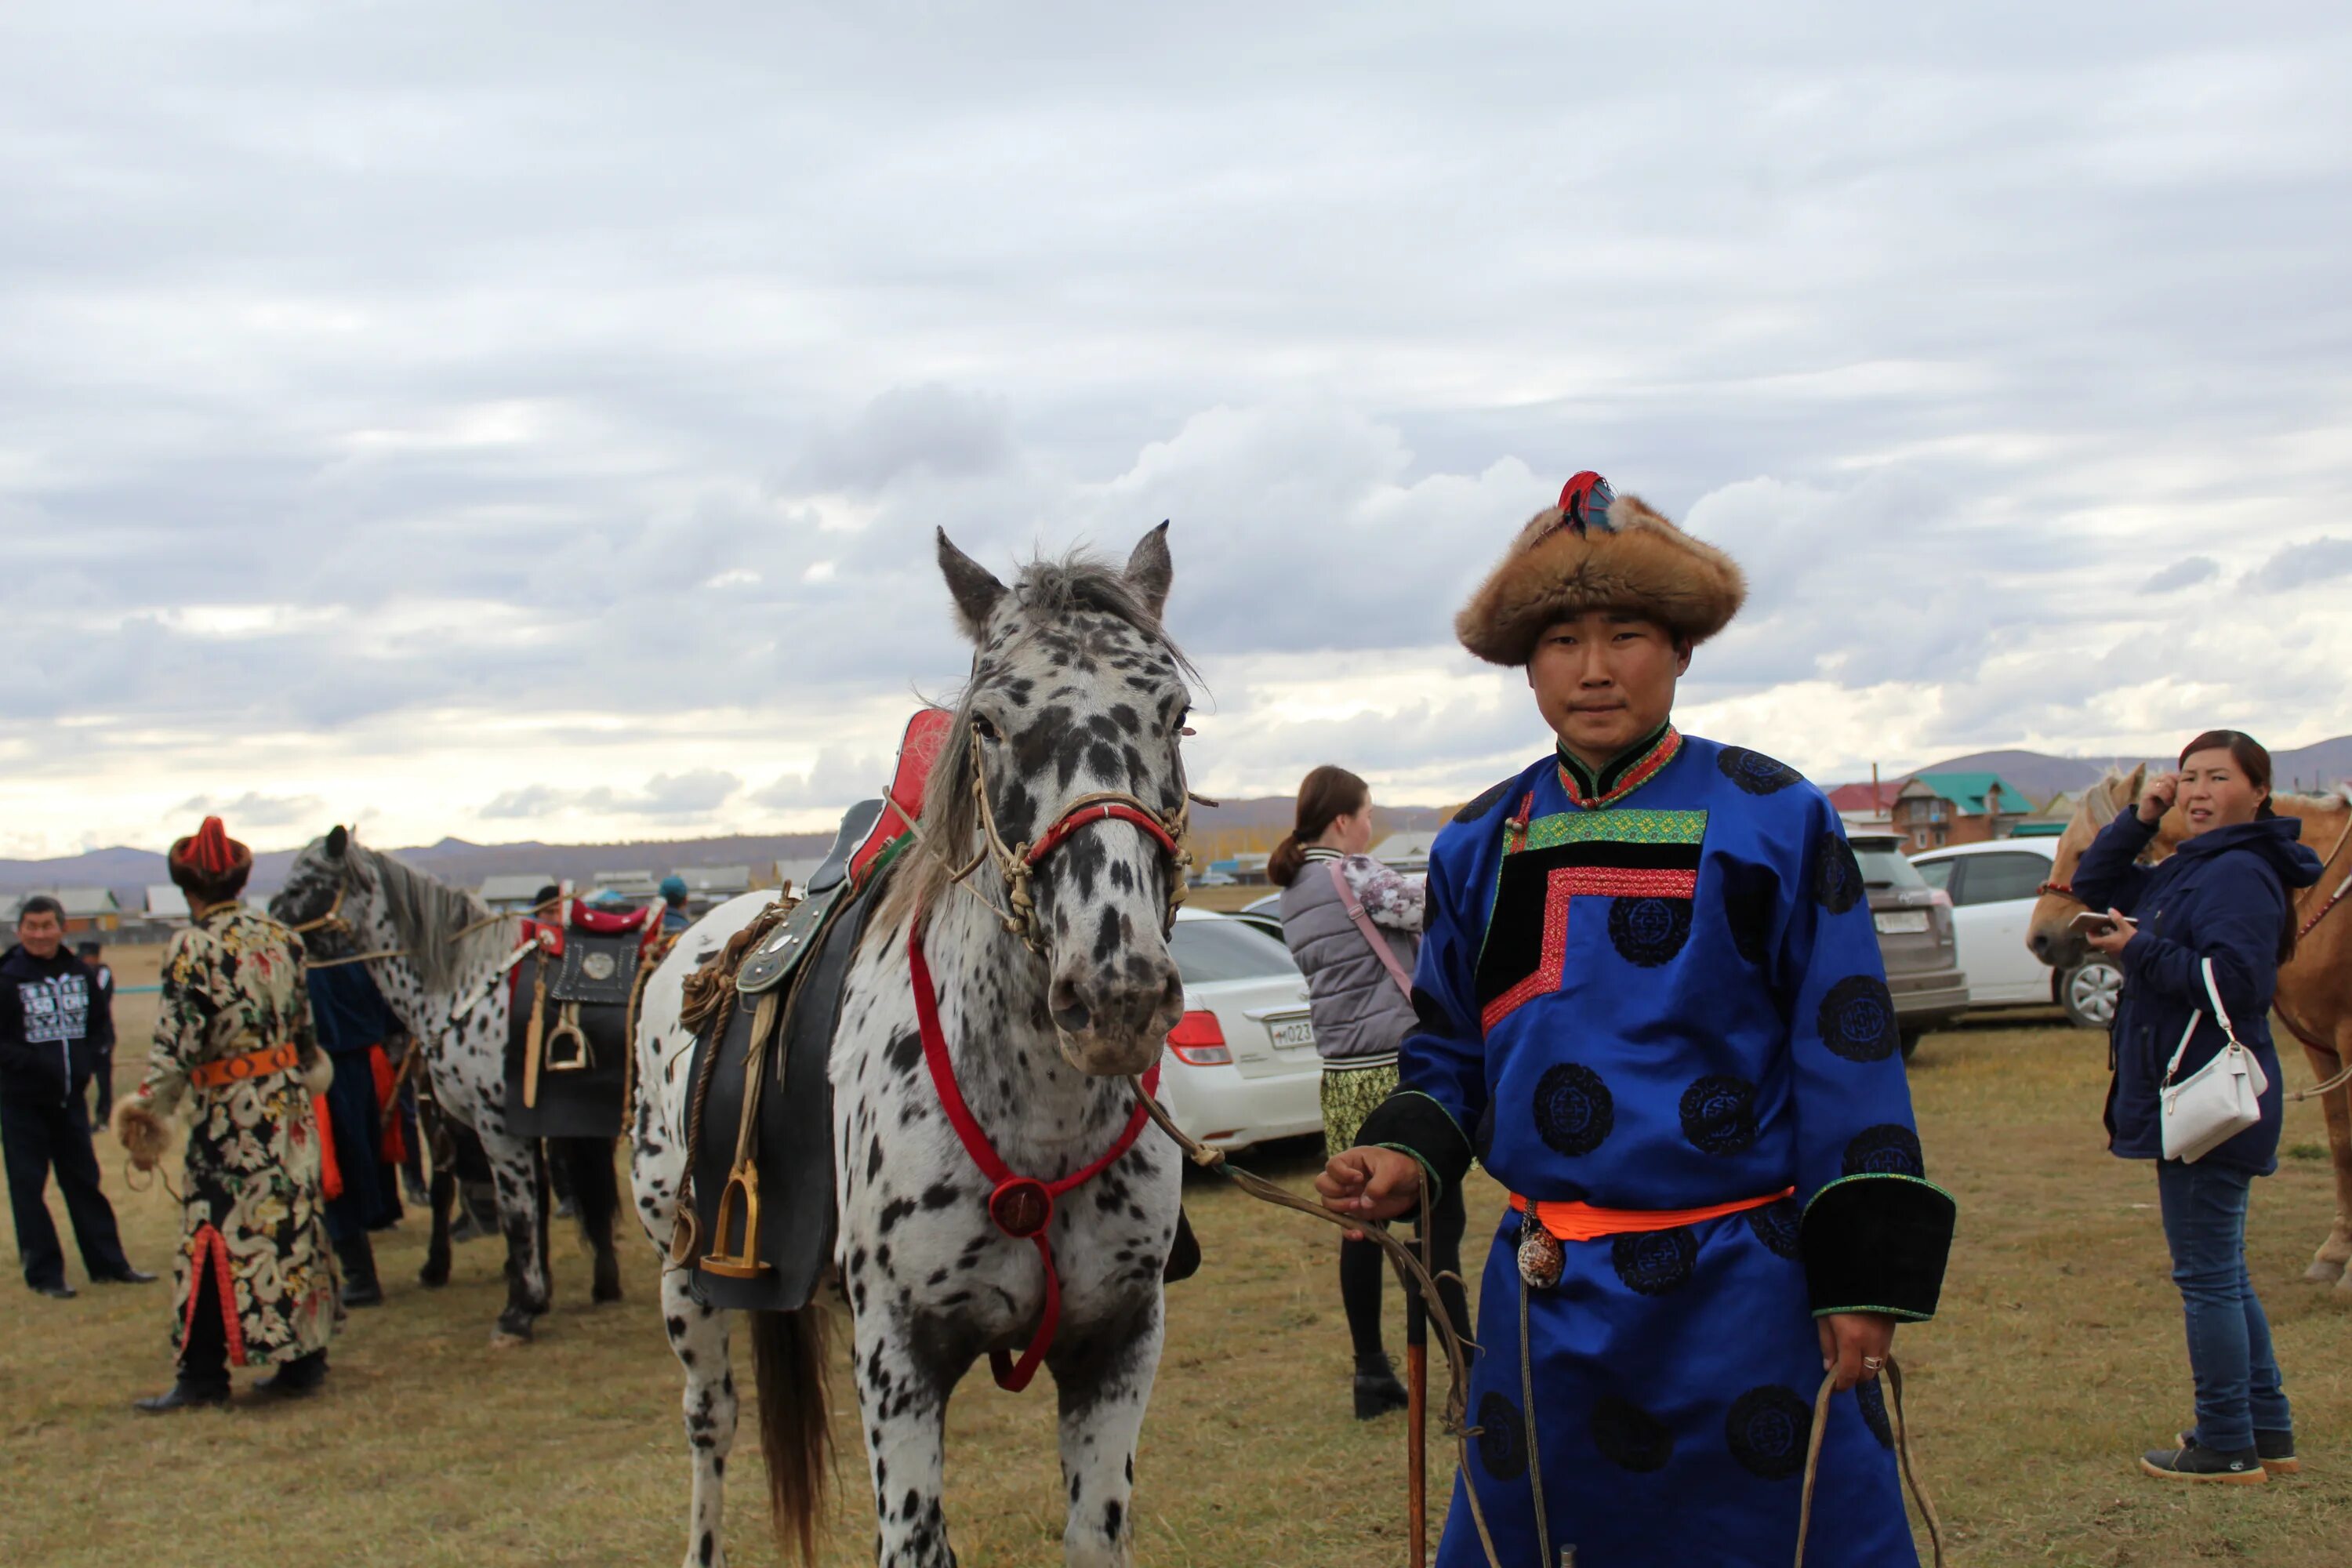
top-left (503, 953), bottom-right (630, 1140)
top-left (551, 931), bottom-right (641, 1006)
top-left (684, 883), bottom-right (873, 1313)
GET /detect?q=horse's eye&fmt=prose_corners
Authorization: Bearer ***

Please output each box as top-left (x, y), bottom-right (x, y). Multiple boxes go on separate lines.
top-left (973, 715), bottom-right (1001, 742)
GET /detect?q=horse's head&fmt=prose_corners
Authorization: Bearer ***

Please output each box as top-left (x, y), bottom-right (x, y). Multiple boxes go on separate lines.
top-left (270, 826), bottom-right (497, 1000)
top-left (270, 824), bottom-right (376, 951)
top-left (909, 524), bottom-right (1195, 1079)
top-left (2025, 764), bottom-right (2187, 967)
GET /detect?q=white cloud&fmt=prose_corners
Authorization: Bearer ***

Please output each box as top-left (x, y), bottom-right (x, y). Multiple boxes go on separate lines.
top-left (2, 3), bottom-right (2350, 854)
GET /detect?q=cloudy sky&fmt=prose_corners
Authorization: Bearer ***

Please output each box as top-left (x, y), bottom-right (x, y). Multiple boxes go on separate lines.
top-left (3, 3), bottom-right (2348, 858)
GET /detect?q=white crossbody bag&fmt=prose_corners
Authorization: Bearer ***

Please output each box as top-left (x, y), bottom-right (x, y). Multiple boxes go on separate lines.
top-left (2159, 956), bottom-right (2270, 1163)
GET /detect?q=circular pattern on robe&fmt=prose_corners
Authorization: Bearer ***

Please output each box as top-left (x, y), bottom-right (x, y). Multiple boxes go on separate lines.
top-left (1719, 747), bottom-right (1802, 796)
top-left (1722, 873), bottom-right (1774, 966)
top-left (1611, 1226), bottom-right (1698, 1296)
top-left (1609, 896), bottom-right (1693, 967)
top-left (1533, 1063), bottom-right (1615, 1157)
top-left (1591, 1395), bottom-right (1676, 1473)
top-left (1744, 1196), bottom-right (1804, 1261)
top-left (1842, 1123), bottom-right (1926, 1178)
top-left (1679, 1074), bottom-right (1759, 1156)
top-left (1476, 1391), bottom-right (1528, 1480)
top-left (1857, 1375), bottom-right (1895, 1450)
top-left (1726, 1385), bottom-right (1813, 1480)
top-left (1818, 975), bottom-right (1899, 1063)
top-left (1814, 835), bottom-right (1864, 915)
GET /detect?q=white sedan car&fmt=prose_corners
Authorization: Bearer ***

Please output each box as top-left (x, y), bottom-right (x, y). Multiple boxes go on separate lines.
top-left (1908, 839), bottom-right (2122, 1029)
top-left (1156, 906), bottom-right (1324, 1151)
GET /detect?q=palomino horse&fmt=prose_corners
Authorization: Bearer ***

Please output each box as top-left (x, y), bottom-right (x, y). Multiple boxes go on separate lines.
top-left (629, 527), bottom-right (1195, 1568)
top-left (2026, 766), bottom-right (2352, 1288)
top-left (271, 833), bottom-right (626, 1338)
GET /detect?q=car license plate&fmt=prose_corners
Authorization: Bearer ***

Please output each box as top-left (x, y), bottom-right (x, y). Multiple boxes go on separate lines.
top-left (1269, 1016), bottom-right (1316, 1051)
top-left (1875, 911), bottom-right (1929, 935)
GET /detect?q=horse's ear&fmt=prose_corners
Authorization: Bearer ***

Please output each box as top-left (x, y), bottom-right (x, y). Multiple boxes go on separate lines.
top-left (2123, 764), bottom-right (2147, 803)
top-left (937, 529), bottom-right (1007, 642)
top-left (326, 824), bottom-right (349, 859)
top-left (1125, 521), bottom-right (1173, 622)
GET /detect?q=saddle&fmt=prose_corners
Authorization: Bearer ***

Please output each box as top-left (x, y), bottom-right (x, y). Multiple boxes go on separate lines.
top-left (676, 709), bottom-right (951, 1312)
top-left (503, 901), bottom-right (668, 1140)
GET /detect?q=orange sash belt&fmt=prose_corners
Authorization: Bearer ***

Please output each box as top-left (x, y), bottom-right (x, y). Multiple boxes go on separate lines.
top-left (190, 1040), bottom-right (298, 1091)
top-left (1510, 1186), bottom-right (1795, 1243)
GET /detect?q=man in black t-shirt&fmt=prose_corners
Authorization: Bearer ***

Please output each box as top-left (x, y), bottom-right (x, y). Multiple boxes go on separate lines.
top-left (0, 898), bottom-right (153, 1298)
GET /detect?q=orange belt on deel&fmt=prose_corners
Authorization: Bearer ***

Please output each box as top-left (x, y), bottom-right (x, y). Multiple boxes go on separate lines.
top-left (1510, 1186), bottom-right (1795, 1242)
top-left (190, 1040), bottom-right (299, 1091)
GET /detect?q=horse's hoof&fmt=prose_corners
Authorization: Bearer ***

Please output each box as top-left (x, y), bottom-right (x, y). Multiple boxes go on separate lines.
top-left (2303, 1258), bottom-right (2347, 1284)
top-left (593, 1282), bottom-right (624, 1305)
top-left (419, 1264), bottom-right (450, 1290)
top-left (593, 1259), bottom-right (624, 1303)
top-left (493, 1312), bottom-right (535, 1345)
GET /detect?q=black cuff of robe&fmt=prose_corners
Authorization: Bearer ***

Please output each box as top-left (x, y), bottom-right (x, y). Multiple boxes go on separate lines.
top-left (1800, 1174), bottom-right (1956, 1321)
top-left (1355, 1090), bottom-right (1475, 1204)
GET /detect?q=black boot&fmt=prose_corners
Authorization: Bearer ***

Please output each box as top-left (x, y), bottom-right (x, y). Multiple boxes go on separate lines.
top-left (1353, 1352), bottom-right (1410, 1421)
top-left (2142, 1439), bottom-right (2266, 1484)
top-left (134, 1380), bottom-right (231, 1414)
top-left (254, 1349), bottom-right (329, 1399)
top-left (336, 1232), bottom-right (383, 1308)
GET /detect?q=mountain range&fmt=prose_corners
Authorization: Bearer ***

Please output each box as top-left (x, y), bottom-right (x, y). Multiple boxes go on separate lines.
top-left (10, 738), bottom-right (2347, 902)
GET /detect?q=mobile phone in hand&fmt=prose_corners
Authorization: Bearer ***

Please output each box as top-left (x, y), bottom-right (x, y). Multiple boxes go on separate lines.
top-left (2069, 910), bottom-right (2132, 938)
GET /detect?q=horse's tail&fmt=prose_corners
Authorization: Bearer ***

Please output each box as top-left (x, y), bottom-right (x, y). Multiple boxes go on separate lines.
top-left (749, 1303), bottom-right (834, 1564)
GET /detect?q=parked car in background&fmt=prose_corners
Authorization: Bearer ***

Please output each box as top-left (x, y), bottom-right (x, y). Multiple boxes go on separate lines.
top-left (1157, 906), bottom-right (1322, 1151)
top-left (1848, 831), bottom-right (1969, 1058)
top-left (1232, 892), bottom-right (1284, 944)
top-left (1910, 840), bottom-right (2120, 1029)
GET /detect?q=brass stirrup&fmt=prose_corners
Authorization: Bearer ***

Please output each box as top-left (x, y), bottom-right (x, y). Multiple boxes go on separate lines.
top-left (698, 1163), bottom-right (772, 1280)
top-left (543, 1007), bottom-right (591, 1073)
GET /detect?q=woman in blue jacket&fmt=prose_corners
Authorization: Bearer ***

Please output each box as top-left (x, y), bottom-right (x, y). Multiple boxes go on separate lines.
top-left (2074, 731), bottom-right (2321, 1484)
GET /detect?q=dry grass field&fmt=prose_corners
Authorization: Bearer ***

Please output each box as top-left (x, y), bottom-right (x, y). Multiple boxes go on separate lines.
top-left (3, 947), bottom-right (2348, 1566)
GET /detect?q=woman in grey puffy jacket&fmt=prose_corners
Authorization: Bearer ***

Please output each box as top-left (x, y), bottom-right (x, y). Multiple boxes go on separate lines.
top-left (1274, 765), bottom-right (1469, 1418)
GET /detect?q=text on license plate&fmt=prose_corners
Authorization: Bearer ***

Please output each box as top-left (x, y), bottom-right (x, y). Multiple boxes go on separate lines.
top-left (1874, 911), bottom-right (1929, 935)
top-left (1269, 1017), bottom-right (1316, 1050)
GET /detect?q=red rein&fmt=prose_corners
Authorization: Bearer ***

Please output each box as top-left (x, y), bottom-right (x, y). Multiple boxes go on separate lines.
top-left (908, 923), bottom-right (1158, 1392)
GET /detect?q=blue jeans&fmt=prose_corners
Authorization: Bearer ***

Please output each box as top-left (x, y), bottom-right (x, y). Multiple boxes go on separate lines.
top-left (2156, 1159), bottom-right (2291, 1452)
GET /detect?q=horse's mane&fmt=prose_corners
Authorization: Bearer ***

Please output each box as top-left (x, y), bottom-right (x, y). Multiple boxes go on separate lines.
top-left (353, 840), bottom-right (510, 995)
top-left (882, 550), bottom-right (1196, 931)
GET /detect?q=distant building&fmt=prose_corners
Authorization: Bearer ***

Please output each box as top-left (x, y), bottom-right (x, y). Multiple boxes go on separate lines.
top-left (771, 858), bottom-right (825, 894)
top-left (590, 869), bottom-right (659, 902)
top-left (479, 873), bottom-right (556, 913)
top-left (676, 866), bottom-right (751, 903)
top-left (1369, 831), bottom-right (1439, 874)
top-left (1892, 772), bottom-right (2033, 852)
top-left (146, 885), bottom-right (192, 924)
top-left (5, 887), bottom-right (122, 933)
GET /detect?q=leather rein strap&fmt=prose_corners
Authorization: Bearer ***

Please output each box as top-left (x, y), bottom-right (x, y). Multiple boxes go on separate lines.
top-left (909, 920), bottom-right (1157, 1392)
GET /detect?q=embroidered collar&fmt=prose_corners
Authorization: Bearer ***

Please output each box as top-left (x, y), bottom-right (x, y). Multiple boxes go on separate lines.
top-left (1557, 724), bottom-right (1682, 810)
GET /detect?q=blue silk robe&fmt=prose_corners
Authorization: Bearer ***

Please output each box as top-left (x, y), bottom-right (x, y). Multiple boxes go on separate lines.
top-left (1359, 728), bottom-right (1955, 1567)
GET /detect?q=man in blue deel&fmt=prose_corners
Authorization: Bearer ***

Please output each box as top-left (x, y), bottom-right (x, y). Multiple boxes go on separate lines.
top-left (1319, 474), bottom-right (1957, 1566)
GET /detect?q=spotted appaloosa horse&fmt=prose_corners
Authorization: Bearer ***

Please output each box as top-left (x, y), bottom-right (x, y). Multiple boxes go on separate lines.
top-left (2027, 766), bottom-right (2352, 1290)
top-left (630, 526), bottom-right (1196, 1568)
top-left (271, 832), bottom-right (624, 1341)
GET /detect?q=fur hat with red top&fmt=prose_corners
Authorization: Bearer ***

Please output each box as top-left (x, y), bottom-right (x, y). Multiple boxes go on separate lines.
top-left (1454, 471), bottom-right (1748, 666)
top-left (167, 815), bottom-right (253, 903)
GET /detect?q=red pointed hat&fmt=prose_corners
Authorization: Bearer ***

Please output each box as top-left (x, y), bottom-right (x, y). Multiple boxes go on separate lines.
top-left (1454, 472), bottom-right (1748, 666)
top-left (168, 815), bottom-right (253, 900)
